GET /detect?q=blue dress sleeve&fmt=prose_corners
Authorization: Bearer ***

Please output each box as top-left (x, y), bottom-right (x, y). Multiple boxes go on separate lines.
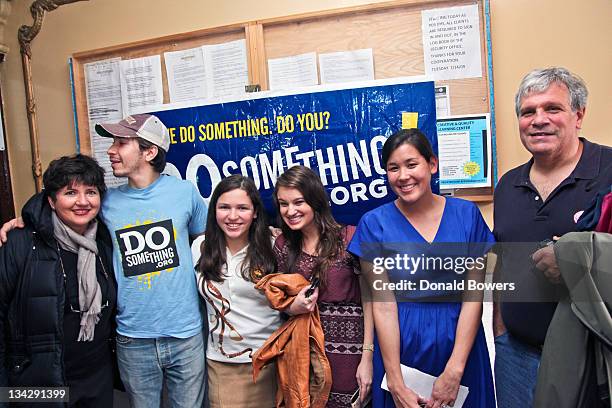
top-left (467, 203), bottom-right (495, 257)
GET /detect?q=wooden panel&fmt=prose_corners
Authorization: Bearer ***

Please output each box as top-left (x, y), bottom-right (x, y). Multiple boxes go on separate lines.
top-left (256, 0), bottom-right (449, 25)
top-left (261, 0), bottom-right (491, 201)
top-left (263, 0), bottom-right (489, 112)
top-left (73, 27), bottom-right (246, 156)
top-left (245, 23), bottom-right (267, 88)
top-left (263, 6), bottom-right (428, 81)
top-left (70, 0), bottom-right (494, 202)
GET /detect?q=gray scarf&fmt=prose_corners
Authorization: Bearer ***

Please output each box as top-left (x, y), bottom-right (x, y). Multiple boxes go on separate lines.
top-left (52, 212), bottom-right (101, 342)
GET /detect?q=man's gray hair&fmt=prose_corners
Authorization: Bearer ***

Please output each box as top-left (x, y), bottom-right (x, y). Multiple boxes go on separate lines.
top-left (514, 67), bottom-right (588, 116)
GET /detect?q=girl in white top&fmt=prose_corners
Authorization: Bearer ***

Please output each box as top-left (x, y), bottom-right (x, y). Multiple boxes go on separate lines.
top-left (191, 175), bottom-right (281, 408)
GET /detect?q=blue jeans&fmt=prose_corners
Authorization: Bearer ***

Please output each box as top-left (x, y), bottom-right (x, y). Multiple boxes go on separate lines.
top-left (494, 332), bottom-right (541, 408)
top-left (116, 332), bottom-right (206, 408)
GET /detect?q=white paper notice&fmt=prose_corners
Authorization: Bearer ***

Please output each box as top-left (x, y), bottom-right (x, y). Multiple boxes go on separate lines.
top-left (268, 52), bottom-right (318, 90)
top-left (203, 39), bottom-right (248, 99)
top-left (164, 47), bottom-right (207, 103)
top-left (319, 49), bottom-right (375, 84)
top-left (435, 85), bottom-right (451, 118)
top-left (381, 365), bottom-right (469, 408)
top-left (119, 55), bottom-right (163, 115)
top-left (438, 130), bottom-right (471, 181)
top-left (84, 58), bottom-right (126, 187)
top-left (422, 5), bottom-right (482, 80)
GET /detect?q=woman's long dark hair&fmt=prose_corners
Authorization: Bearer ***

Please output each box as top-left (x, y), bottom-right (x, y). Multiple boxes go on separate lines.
top-left (273, 165), bottom-right (344, 287)
top-left (198, 175), bottom-right (275, 283)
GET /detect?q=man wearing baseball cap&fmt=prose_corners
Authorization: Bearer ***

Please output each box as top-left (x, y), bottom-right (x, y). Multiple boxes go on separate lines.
top-left (95, 114), bottom-right (207, 407)
top-left (0, 114), bottom-right (208, 405)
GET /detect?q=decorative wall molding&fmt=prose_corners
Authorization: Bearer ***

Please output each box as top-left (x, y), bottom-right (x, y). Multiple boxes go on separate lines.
top-left (19, 0), bottom-right (89, 191)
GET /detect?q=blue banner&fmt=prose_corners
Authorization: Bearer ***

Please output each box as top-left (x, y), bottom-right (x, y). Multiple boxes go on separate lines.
top-left (155, 82), bottom-right (437, 225)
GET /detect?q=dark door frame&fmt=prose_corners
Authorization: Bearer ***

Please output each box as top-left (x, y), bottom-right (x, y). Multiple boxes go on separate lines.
top-left (0, 54), bottom-right (15, 224)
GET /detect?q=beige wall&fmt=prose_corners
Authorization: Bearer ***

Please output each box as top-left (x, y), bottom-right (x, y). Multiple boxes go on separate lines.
top-left (3, 0), bottom-right (611, 227)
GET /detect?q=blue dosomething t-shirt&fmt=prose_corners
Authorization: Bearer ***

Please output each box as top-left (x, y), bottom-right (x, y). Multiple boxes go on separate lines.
top-left (101, 175), bottom-right (207, 338)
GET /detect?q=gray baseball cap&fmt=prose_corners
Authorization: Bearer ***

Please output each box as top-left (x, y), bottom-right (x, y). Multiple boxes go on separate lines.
top-left (95, 114), bottom-right (170, 152)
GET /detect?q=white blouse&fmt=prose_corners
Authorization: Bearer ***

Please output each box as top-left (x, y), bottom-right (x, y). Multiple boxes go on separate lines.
top-left (191, 236), bottom-right (282, 364)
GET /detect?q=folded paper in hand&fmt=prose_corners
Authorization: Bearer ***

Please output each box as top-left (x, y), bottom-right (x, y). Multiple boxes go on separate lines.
top-left (381, 364), bottom-right (469, 408)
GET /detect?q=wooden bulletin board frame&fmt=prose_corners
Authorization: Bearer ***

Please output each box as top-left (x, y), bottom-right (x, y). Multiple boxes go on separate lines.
top-left (71, 0), bottom-right (496, 202)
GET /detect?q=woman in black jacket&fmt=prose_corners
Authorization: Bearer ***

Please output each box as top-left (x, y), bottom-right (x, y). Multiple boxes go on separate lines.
top-left (0, 154), bottom-right (117, 407)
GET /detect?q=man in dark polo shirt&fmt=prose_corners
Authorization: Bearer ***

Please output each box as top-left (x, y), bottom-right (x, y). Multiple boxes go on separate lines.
top-left (492, 67), bottom-right (612, 408)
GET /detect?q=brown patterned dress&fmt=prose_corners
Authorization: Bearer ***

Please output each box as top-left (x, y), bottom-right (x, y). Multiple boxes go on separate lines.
top-left (274, 230), bottom-right (364, 408)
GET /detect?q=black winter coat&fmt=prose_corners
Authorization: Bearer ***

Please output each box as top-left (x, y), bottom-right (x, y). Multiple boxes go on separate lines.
top-left (0, 192), bottom-right (115, 406)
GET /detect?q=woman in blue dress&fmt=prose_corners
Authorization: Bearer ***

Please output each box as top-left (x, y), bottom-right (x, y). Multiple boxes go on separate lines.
top-left (348, 129), bottom-right (495, 408)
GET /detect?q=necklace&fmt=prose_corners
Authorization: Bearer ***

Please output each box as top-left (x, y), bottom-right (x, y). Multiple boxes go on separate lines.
top-left (56, 243), bottom-right (109, 313)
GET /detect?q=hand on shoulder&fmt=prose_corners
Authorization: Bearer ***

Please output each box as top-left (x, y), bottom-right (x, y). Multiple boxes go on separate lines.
top-left (0, 217), bottom-right (25, 246)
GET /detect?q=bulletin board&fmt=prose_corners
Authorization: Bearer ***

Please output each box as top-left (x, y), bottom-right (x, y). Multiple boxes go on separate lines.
top-left (70, 0), bottom-right (496, 202)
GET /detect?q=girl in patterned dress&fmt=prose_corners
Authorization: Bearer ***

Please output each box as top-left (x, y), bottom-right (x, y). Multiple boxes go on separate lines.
top-left (273, 165), bottom-right (374, 407)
